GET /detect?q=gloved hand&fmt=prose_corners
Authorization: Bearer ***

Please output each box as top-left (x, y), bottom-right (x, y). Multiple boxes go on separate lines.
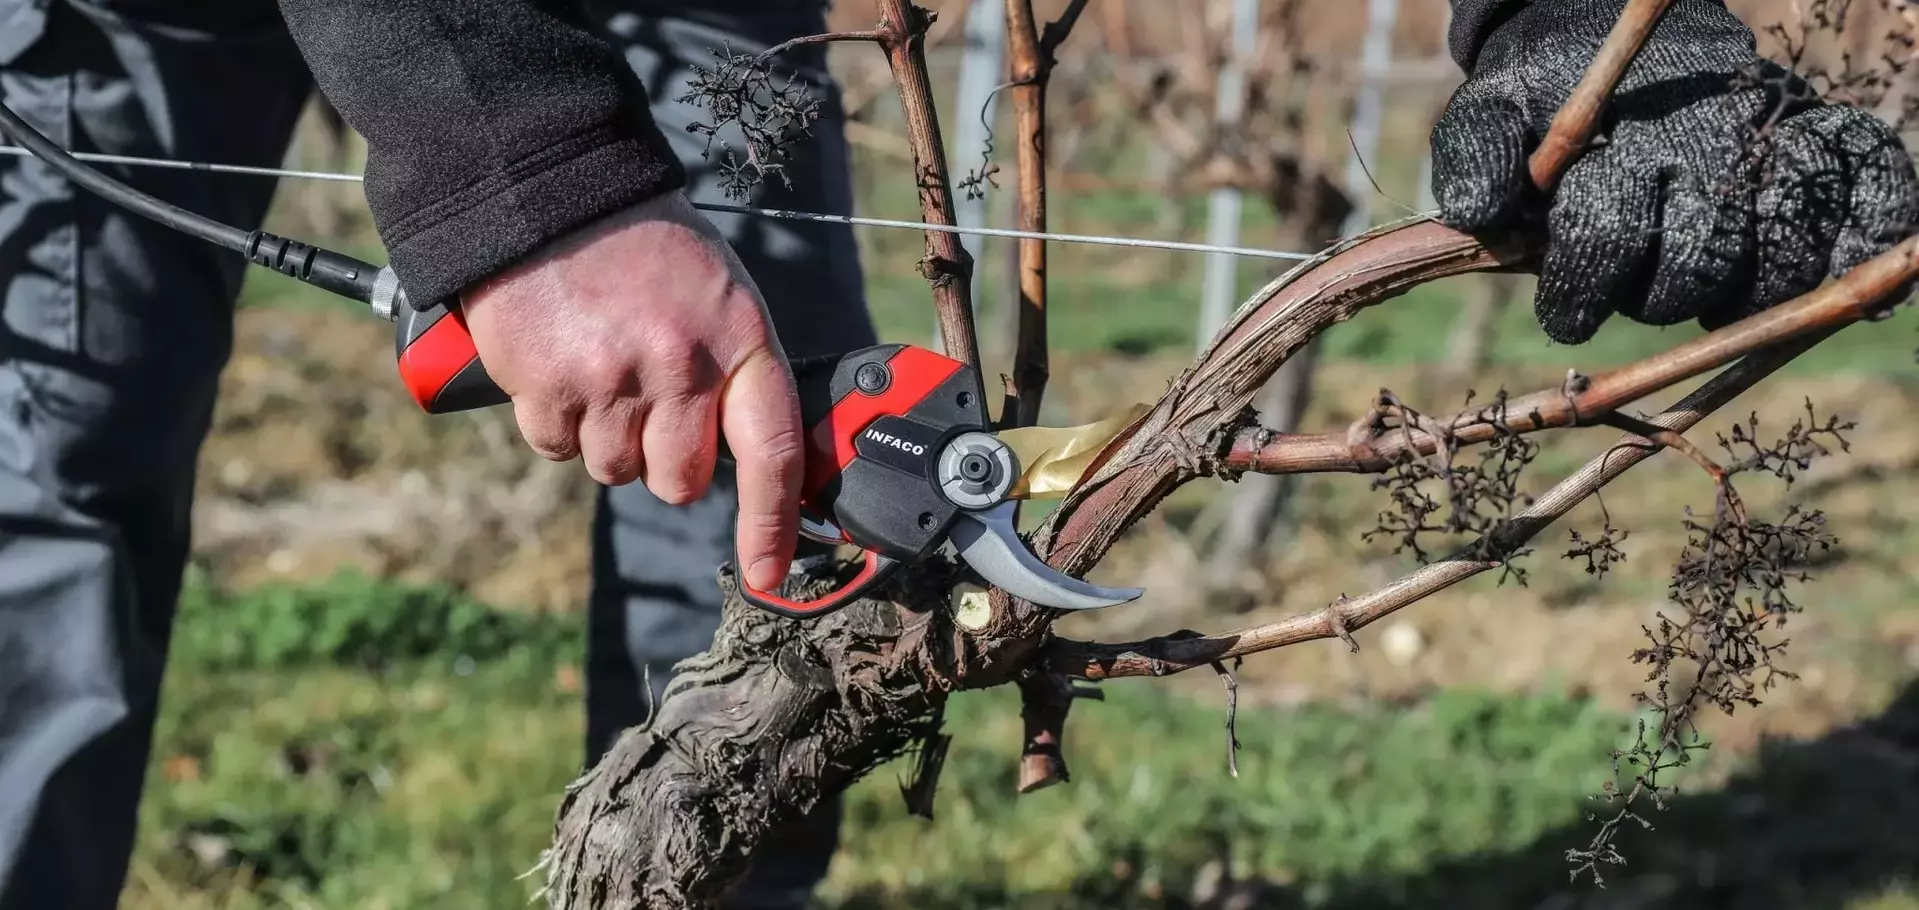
top-left (1431, 0), bottom-right (1919, 344)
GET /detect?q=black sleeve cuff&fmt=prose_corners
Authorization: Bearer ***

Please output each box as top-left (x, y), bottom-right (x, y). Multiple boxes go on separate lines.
top-left (277, 0), bottom-right (691, 313)
top-left (380, 122), bottom-right (686, 310)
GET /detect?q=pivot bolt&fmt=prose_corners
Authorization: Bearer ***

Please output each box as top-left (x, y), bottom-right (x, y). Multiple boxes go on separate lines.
top-left (855, 363), bottom-right (891, 395)
top-left (937, 431), bottom-right (1017, 510)
top-left (960, 452), bottom-right (992, 482)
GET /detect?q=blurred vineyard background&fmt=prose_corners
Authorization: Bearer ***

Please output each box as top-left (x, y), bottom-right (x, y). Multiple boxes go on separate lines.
top-left (119, 0), bottom-right (1919, 907)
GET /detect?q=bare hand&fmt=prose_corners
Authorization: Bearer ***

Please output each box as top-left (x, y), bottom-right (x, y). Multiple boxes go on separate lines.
top-left (459, 190), bottom-right (802, 593)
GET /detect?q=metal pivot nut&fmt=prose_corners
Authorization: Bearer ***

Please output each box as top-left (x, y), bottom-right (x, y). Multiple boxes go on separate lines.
top-left (937, 431), bottom-right (1017, 510)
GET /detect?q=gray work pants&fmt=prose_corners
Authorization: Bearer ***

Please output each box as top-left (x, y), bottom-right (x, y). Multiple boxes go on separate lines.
top-left (0, 1), bottom-right (873, 908)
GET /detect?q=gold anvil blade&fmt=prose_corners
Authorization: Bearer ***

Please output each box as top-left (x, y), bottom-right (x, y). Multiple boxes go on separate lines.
top-left (997, 403), bottom-right (1151, 500)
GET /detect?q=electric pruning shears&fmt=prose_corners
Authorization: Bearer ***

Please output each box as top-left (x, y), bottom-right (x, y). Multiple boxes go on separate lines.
top-left (0, 100), bottom-right (1145, 619)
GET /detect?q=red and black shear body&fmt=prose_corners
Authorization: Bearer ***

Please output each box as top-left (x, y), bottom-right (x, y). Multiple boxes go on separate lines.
top-left (394, 302), bottom-right (989, 617)
top-left (749, 342), bottom-right (991, 617)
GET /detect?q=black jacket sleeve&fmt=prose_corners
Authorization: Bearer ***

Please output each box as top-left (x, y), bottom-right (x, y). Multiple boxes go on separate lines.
top-left (1448, 0), bottom-right (1525, 70)
top-left (276, 0), bottom-right (687, 311)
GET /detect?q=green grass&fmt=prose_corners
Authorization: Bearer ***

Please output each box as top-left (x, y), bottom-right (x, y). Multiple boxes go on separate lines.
top-left (139, 658), bottom-right (1633, 910)
top-left (824, 683), bottom-right (1636, 908)
top-left (132, 569), bottom-right (1919, 909)
top-left (138, 571), bottom-right (584, 908)
top-left (137, 663), bottom-right (581, 909)
top-left (170, 565), bottom-right (577, 672)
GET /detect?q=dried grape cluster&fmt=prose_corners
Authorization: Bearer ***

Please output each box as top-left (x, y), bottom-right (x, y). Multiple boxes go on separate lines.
top-left (1558, 1), bottom-right (1900, 875)
top-left (679, 46), bottom-right (824, 200)
top-left (1567, 406), bottom-right (1849, 885)
top-left (1720, 399), bottom-right (1856, 482)
top-left (1361, 389), bottom-right (1540, 583)
top-left (1564, 521), bottom-right (1629, 578)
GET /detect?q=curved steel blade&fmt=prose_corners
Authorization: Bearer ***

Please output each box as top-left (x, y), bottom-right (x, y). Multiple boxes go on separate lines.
top-left (949, 502), bottom-right (1143, 611)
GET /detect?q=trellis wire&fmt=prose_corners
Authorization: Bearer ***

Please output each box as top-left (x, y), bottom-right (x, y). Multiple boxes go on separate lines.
top-left (0, 145), bottom-right (1322, 263)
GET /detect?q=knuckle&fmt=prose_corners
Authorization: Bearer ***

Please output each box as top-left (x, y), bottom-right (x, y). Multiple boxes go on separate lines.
top-left (736, 499), bottom-right (790, 538)
top-left (578, 346), bottom-right (637, 396)
top-left (641, 431), bottom-right (715, 508)
top-left (528, 434), bottom-right (578, 463)
top-left (648, 351), bottom-right (726, 401)
top-left (733, 399), bottom-right (805, 474)
top-left (640, 324), bottom-right (730, 389)
top-left (516, 417), bottom-right (578, 463)
top-left (652, 364), bottom-right (704, 403)
top-left (646, 469), bottom-right (704, 506)
top-left (588, 448), bottom-right (642, 486)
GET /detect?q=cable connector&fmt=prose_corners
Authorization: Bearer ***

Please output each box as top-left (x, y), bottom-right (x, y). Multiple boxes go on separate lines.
top-left (244, 230), bottom-right (392, 311)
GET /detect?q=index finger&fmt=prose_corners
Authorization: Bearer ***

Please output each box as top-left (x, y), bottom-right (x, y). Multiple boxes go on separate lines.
top-left (721, 346), bottom-right (806, 595)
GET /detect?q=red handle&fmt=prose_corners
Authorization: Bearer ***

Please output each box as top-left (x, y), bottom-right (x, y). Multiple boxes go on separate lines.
top-left (390, 302), bottom-right (859, 421)
top-left (737, 550), bottom-right (902, 619)
top-left (393, 300), bottom-right (510, 413)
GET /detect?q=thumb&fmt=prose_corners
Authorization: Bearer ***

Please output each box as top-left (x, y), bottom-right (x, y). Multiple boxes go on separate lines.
top-left (721, 345), bottom-right (806, 594)
top-left (1430, 84), bottom-right (1535, 233)
top-left (1820, 106), bottom-right (1919, 279)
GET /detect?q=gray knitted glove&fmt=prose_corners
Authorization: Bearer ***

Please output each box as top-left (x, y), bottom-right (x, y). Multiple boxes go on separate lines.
top-left (1431, 0), bottom-right (1919, 344)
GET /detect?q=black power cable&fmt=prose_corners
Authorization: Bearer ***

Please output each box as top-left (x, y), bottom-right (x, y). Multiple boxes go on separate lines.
top-left (0, 98), bottom-right (405, 314)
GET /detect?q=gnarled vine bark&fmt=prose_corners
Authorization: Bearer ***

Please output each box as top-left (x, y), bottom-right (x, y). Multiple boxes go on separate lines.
top-left (540, 1), bottom-right (1919, 906)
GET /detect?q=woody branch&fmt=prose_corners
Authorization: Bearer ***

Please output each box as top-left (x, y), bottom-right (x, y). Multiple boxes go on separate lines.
top-left (539, 2), bottom-right (1919, 906)
top-left (876, 0), bottom-right (983, 367)
top-left (1047, 332), bottom-right (1832, 680)
top-left (1220, 242), bottom-right (1915, 476)
top-left (1021, 0), bottom-right (1915, 679)
top-left (1000, 0), bottom-right (1093, 792)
